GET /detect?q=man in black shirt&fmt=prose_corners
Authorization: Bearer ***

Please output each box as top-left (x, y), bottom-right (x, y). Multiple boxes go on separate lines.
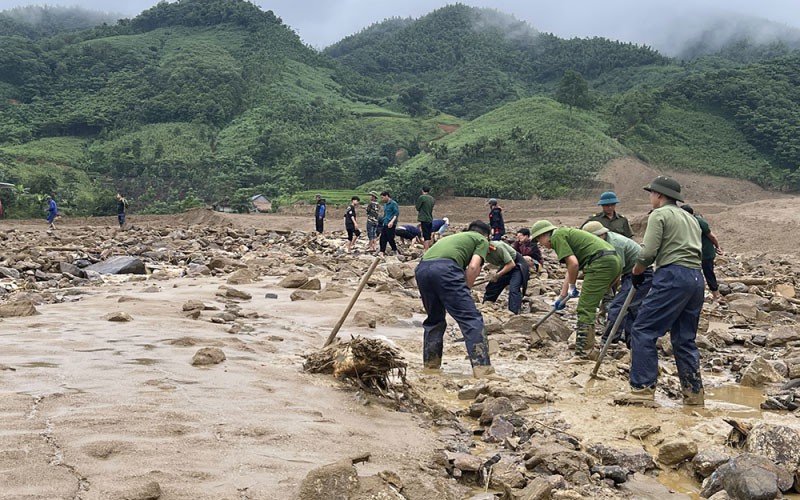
top-left (344, 196), bottom-right (361, 254)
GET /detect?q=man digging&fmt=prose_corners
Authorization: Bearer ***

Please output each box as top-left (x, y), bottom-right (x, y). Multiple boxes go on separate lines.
top-left (482, 239), bottom-right (529, 315)
top-left (581, 221), bottom-right (653, 347)
top-left (414, 220), bottom-right (504, 380)
top-left (530, 220), bottom-right (621, 360)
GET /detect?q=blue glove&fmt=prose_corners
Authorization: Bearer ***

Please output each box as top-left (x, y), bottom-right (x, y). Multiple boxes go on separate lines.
top-left (553, 295), bottom-right (568, 311)
top-left (568, 284), bottom-right (580, 299)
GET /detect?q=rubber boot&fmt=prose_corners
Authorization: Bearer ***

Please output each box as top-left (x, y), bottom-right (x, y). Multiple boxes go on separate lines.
top-left (682, 387), bottom-right (705, 406)
top-left (575, 322), bottom-right (596, 357)
top-left (472, 365), bottom-right (508, 382)
top-left (613, 386), bottom-right (659, 407)
top-left (423, 357), bottom-right (442, 370)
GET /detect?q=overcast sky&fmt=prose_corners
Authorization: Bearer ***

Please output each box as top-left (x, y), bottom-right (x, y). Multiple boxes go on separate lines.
top-left (3, 0), bottom-right (800, 52)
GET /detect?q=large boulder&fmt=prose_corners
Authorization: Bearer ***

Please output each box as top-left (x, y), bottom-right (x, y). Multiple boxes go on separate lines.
top-left (658, 439), bottom-right (698, 466)
top-left (745, 423), bottom-right (800, 471)
top-left (86, 256), bottom-right (146, 275)
top-left (278, 272), bottom-right (309, 288)
top-left (700, 453), bottom-right (792, 498)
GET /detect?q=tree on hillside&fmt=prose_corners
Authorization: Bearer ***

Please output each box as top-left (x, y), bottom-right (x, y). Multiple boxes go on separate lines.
top-left (555, 70), bottom-right (592, 111)
top-left (398, 84), bottom-right (427, 116)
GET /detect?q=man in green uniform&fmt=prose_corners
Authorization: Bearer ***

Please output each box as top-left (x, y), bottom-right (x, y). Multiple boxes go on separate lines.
top-left (622, 176), bottom-right (705, 406)
top-left (584, 191), bottom-right (634, 238)
top-left (582, 221), bottom-right (653, 346)
top-left (415, 221), bottom-right (502, 379)
top-left (531, 221), bottom-right (621, 359)
top-left (482, 240), bottom-right (530, 315)
top-left (681, 205), bottom-right (724, 303)
top-left (415, 186), bottom-right (435, 252)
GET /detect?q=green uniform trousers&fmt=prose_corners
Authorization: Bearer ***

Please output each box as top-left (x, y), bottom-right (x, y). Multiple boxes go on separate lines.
top-left (576, 255), bottom-right (622, 325)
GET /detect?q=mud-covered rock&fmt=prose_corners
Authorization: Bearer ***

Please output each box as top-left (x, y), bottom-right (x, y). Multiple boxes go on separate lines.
top-left (216, 286), bottom-right (251, 300)
top-left (726, 294), bottom-right (769, 321)
top-left (766, 327), bottom-right (800, 347)
top-left (657, 438), bottom-right (698, 466)
top-left (352, 310), bottom-right (377, 328)
top-left (740, 356), bottom-right (784, 386)
top-left (0, 300), bottom-right (38, 318)
top-left (483, 416), bottom-right (514, 443)
top-left (59, 261), bottom-right (86, 278)
top-left (108, 480), bottom-right (162, 500)
top-left (291, 290), bottom-right (316, 301)
top-left (489, 460), bottom-right (526, 490)
top-left (452, 453), bottom-right (483, 472)
top-left (105, 311), bottom-right (132, 322)
top-left (587, 443), bottom-right (655, 473)
top-left (506, 477), bottom-right (552, 500)
top-left (191, 347), bottom-right (226, 366)
top-left (479, 397), bottom-right (514, 425)
top-left (458, 381), bottom-right (490, 400)
top-left (227, 268), bottom-right (258, 284)
top-left (298, 460), bottom-right (359, 500)
top-left (278, 272), bottom-right (309, 288)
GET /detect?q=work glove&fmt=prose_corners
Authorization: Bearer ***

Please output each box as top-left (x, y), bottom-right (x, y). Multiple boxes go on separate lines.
top-left (488, 272), bottom-right (499, 283)
top-left (568, 284), bottom-right (580, 299)
top-left (632, 273), bottom-right (645, 288)
top-left (553, 295), bottom-right (568, 311)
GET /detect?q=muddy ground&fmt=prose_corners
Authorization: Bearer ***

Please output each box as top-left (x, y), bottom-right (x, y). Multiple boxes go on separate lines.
top-left (1, 158), bottom-right (800, 499)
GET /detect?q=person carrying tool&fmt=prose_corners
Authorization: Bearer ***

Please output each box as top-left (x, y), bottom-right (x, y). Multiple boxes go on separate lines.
top-left (681, 205), bottom-right (724, 303)
top-left (530, 220), bottom-right (621, 359)
top-left (512, 228), bottom-right (544, 272)
top-left (584, 191), bottom-right (634, 238)
top-left (414, 220), bottom-right (503, 380)
top-left (487, 198), bottom-right (505, 241)
top-left (415, 186), bottom-right (435, 251)
top-left (581, 221), bottom-right (653, 346)
top-left (620, 176), bottom-right (705, 407)
top-left (483, 240), bottom-right (529, 315)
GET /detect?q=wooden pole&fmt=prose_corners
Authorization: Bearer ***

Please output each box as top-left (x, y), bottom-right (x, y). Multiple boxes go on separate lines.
top-left (323, 255), bottom-right (382, 348)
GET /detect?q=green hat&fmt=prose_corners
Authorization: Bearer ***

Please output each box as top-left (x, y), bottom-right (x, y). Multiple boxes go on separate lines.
top-left (644, 175), bottom-right (683, 202)
top-left (581, 221), bottom-right (609, 236)
top-left (530, 220), bottom-right (557, 239)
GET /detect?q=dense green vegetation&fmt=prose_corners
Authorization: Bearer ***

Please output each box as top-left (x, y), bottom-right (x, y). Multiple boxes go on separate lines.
top-left (0, 0), bottom-right (799, 218)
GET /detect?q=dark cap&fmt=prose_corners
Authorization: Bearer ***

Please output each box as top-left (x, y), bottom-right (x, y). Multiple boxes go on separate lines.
top-left (644, 176), bottom-right (683, 202)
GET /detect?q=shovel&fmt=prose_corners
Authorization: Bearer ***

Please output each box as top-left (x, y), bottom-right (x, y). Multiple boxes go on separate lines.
top-left (590, 285), bottom-right (636, 379)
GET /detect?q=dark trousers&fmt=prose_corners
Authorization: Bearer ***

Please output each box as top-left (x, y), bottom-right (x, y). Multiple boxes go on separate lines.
top-left (484, 254), bottom-right (529, 314)
top-left (315, 217), bottom-right (324, 232)
top-left (380, 225), bottom-right (398, 253)
top-left (117, 213), bottom-right (126, 227)
top-left (491, 228), bottom-right (505, 241)
top-left (702, 258), bottom-right (718, 292)
top-left (630, 265), bottom-right (705, 394)
top-left (415, 259), bottom-right (491, 368)
top-left (602, 268), bottom-right (653, 345)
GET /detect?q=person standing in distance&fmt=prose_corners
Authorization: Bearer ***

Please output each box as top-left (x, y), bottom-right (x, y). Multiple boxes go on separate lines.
top-left (622, 176), bottom-right (705, 407)
top-left (414, 220), bottom-right (503, 379)
top-left (344, 196), bottom-right (361, 254)
top-left (46, 195), bottom-right (58, 230)
top-left (584, 191), bottom-right (634, 238)
top-left (116, 193), bottom-right (129, 229)
top-left (379, 191), bottom-right (399, 257)
top-left (415, 186), bottom-right (435, 252)
top-left (487, 198), bottom-right (505, 241)
top-left (314, 194), bottom-right (326, 233)
top-left (365, 191), bottom-right (381, 253)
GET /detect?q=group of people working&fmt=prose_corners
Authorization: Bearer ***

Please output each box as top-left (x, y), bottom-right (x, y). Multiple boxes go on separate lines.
top-left (314, 189), bottom-right (449, 256)
top-left (415, 175), bottom-right (722, 407)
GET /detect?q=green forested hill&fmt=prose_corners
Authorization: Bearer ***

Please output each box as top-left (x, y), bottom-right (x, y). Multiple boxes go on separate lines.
top-left (0, 0), bottom-right (799, 218)
top-left (325, 4), bottom-right (670, 118)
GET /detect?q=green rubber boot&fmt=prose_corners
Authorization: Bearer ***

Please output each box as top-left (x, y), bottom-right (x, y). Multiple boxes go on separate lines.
top-left (575, 322), bottom-right (596, 357)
